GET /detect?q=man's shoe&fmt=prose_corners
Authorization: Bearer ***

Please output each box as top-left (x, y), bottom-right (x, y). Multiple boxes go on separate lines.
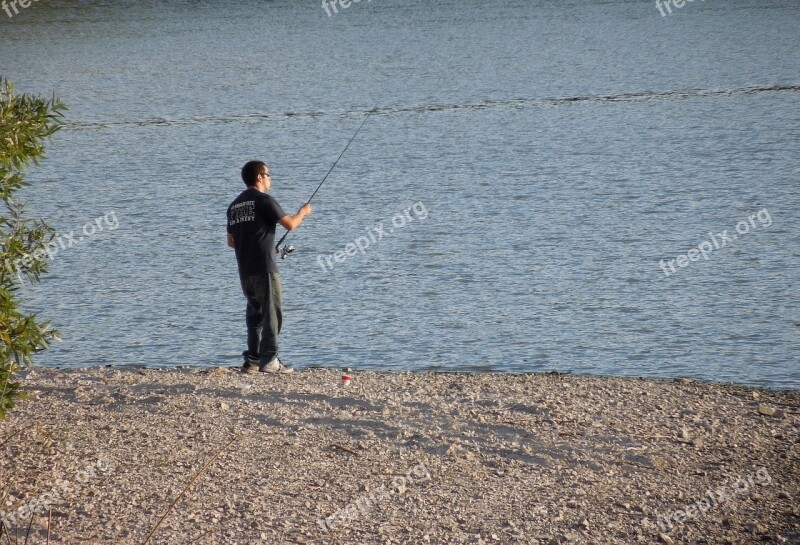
top-left (258, 358), bottom-right (294, 374)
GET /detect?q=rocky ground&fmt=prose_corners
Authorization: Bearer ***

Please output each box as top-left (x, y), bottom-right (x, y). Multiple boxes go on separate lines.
top-left (0, 367), bottom-right (798, 545)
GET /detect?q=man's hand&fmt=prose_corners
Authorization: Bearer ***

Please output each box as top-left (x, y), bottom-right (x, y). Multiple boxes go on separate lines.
top-left (227, 233), bottom-right (235, 248)
top-left (279, 203), bottom-right (313, 231)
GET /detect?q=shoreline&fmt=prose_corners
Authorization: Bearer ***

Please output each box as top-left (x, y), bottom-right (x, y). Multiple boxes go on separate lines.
top-left (20, 364), bottom-right (800, 393)
top-left (1, 367), bottom-right (798, 544)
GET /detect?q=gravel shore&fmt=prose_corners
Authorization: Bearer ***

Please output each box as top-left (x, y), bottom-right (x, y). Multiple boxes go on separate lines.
top-left (1, 367), bottom-right (798, 545)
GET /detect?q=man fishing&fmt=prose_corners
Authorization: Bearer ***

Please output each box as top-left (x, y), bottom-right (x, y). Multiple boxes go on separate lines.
top-left (227, 160), bottom-right (312, 373)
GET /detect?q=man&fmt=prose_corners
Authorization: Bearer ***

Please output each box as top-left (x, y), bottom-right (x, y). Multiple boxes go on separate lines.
top-left (227, 160), bottom-right (312, 373)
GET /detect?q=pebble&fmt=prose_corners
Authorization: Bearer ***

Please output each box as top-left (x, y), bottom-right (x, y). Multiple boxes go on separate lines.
top-left (757, 405), bottom-right (776, 416)
top-left (2, 367), bottom-right (795, 545)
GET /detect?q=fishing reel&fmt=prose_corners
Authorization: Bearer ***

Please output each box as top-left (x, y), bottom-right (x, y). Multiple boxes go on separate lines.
top-left (278, 245), bottom-right (296, 259)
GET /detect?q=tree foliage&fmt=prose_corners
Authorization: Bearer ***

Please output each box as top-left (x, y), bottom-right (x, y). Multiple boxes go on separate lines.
top-left (0, 78), bottom-right (65, 419)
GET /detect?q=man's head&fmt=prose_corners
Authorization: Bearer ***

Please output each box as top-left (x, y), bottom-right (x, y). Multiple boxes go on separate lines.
top-left (241, 160), bottom-right (272, 191)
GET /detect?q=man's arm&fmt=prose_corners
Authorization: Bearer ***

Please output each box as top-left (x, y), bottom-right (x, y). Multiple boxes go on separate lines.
top-left (227, 233), bottom-right (235, 248)
top-left (278, 203), bottom-right (313, 231)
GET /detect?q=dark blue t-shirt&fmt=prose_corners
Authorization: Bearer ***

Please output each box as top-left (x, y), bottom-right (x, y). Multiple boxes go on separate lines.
top-left (227, 188), bottom-right (287, 275)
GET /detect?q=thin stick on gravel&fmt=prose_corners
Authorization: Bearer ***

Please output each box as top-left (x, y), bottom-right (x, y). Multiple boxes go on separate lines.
top-left (140, 434), bottom-right (240, 545)
top-left (22, 512), bottom-right (34, 545)
top-left (0, 424), bottom-right (34, 450)
top-left (331, 444), bottom-right (358, 456)
top-left (0, 520), bottom-right (10, 545)
top-left (46, 509), bottom-right (51, 545)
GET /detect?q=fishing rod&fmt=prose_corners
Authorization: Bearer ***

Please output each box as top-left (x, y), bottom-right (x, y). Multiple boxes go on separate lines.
top-left (276, 105), bottom-right (378, 259)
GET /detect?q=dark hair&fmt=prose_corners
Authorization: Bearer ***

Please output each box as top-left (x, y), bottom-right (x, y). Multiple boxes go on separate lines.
top-left (241, 160), bottom-right (267, 187)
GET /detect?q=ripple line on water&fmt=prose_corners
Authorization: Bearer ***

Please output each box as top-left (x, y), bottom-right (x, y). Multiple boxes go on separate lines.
top-left (62, 83), bottom-right (800, 131)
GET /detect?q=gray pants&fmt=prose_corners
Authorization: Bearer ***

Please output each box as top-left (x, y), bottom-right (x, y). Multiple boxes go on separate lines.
top-left (241, 272), bottom-right (282, 365)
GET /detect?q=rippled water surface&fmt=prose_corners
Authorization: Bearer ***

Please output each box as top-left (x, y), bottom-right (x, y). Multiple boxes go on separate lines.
top-left (1, 0), bottom-right (798, 388)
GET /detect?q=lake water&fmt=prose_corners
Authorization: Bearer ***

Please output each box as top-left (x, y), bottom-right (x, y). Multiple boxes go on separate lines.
top-left (1, 0), bottom-right (798, 388)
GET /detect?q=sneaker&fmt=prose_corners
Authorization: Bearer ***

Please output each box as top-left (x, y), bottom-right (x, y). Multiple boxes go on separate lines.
top-left (241, 351), bottom-right (259, 373)
top-left (258, 358), bottom-right (294, 374)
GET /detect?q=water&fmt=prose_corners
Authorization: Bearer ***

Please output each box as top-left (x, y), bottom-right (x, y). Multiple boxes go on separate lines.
top-left (1, 0), bottom-right (798, 388)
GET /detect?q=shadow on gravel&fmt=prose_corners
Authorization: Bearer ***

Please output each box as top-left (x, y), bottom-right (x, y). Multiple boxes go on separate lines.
top-left (27, 381), bottom-right (654, 469)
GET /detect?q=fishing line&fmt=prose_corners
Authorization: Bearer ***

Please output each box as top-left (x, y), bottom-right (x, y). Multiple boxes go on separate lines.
top-left (276, 105), bottom-right (378, 258)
